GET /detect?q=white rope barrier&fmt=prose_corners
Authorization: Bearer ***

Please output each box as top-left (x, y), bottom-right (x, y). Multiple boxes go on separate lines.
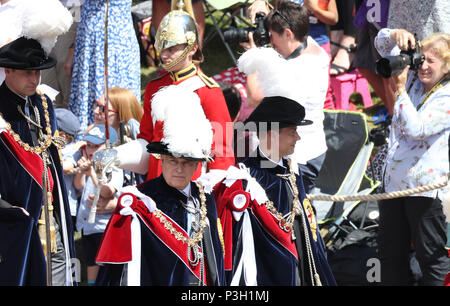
top-left (307, 176), bottom-right (449, 202)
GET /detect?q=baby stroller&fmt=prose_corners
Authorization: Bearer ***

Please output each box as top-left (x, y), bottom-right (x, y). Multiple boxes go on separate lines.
top-left (312, 110), bottom-right (382, 285)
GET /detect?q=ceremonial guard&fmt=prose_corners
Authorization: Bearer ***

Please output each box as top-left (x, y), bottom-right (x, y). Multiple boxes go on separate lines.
top-left (95, 86), bottom-right (225, 286)
top-left (0, 1), bottom-right (76, 286)
top-left (114, 0), bottom-right (234, 181)
top-left (203, 96), bottom-right (336, 286)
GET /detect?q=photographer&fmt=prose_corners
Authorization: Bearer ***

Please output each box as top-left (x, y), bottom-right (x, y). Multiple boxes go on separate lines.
top-left (240, 0), bottom-right (330, 195)
top-left (374, 28), bottom-right (450, 285)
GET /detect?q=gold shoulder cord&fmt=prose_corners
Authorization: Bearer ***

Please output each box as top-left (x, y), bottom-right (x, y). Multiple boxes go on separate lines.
top-left (272, 158), bottom-right (322, 286)
top-left (198, 71), bottom-right (219, 88)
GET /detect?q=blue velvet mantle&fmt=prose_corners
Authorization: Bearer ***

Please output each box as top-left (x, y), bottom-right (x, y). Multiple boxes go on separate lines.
top-left (96, 175), bottom-right (226, 286)
top-left (236, 151), bottom-right (336, 286)
top-left (0, 82), bottom-right (75, 285)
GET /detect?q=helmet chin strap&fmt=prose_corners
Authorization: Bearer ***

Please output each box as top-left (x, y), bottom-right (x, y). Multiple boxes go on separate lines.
top-left (160, 43), bottom-right (194, 71)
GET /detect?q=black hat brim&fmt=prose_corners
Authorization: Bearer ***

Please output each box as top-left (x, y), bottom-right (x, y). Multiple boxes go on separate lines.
top-left (0, 37), bottom-right (57, 70)
top-left (0, 57), bottom-right (57, 70)
top-left (146, 142), bottom-right (211, 162)
top-left (243, 96), bottom-right (313, 130)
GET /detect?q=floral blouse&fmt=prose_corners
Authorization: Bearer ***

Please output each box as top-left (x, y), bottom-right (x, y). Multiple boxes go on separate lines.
top-left (375, 28), bottom-right (450, 200)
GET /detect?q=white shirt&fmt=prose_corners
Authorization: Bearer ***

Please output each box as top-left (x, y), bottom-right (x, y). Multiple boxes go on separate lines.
top-left (0, 0), bottom-right (23, 83)
top-left (76, 165), bottom-right (124, 234)
top-left (237, 38), bottom-right (328, 165)
top-left (289, 37), bottom-right (329, 164)
top-left (59, 0), bottom-right (85, 8)
top-left (180, 183), bottom-right (196, 236)
top-left (375, 28), bottom-right (450, 200)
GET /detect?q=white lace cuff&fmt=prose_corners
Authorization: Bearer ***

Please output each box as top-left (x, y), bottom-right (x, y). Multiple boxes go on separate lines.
top-left (374, 28), bottom-right (401, 57)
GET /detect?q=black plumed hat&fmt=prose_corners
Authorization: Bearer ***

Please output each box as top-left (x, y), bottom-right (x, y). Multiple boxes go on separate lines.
top-left (244, 96), bottom-right (313, 130)
top-left (146, 141), bottom-right (213, 162)
top-left (145, 85), bottom-right (214, 162)
top-left (0, 37), bottom-right (56, 70)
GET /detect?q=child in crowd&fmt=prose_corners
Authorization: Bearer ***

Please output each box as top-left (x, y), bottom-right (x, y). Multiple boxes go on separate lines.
top-left (73, 124), bottom-right (123, 285)
top-left (55, 108), bottom-right (82, 225)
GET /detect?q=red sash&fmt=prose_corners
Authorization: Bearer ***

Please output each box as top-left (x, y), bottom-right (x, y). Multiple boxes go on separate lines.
top-left (0, 130), bottom-right (54, 194)
top-left (96, 193), bottom-right (209, 285)
top-left (215, 179), bottom-right (299, 269)
top-left (250, 201), bottom-right (299, 259)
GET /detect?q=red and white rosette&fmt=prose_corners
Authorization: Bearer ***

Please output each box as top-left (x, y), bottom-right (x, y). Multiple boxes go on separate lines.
top-left (229, 190), bottom-right (249, 212)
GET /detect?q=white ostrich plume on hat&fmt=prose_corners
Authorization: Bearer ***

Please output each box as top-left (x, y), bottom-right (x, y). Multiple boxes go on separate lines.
top-left (237, 47), bottom-right (298, 101)
top-left (151, 85), bottom-right (213, 160)
top-left (20, 0), bottom-right (73, 55)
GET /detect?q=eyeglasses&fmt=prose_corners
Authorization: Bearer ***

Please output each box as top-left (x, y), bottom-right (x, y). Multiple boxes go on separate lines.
top-left (92, 100), bottom-right (117, 113)
top-left (273, 9), bottom-right (292, 29)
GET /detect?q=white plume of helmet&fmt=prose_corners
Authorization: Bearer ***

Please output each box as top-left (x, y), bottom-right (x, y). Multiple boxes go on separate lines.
top-left (151, 85), bottom-right (213, 161)
top-left (19, 0), bottom-right (73, 55)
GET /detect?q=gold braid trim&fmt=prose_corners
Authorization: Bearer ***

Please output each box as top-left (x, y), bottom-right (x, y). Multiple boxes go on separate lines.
top-left (216, 218), bottom-right (225, 257)
top-left (0, 91), bottom-right (54, 154)
top-left (265, 158), bottom-right (301, 232)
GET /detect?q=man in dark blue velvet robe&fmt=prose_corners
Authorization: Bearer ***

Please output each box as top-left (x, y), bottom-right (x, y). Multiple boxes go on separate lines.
top-left (215, 96), bottom-right (336, 286)
top-left (95, 173), bottom-right (225, 286)
top-left (0, 37), bottom-right (76, 285)
top-left (95, 85), bottom-right (225, 286)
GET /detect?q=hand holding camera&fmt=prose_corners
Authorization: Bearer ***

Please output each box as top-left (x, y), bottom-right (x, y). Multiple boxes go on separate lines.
top-left (222, 0), bottom-right (271, 48)
top-left (248, 0), bottom-right (270, 23)
top-left (376, 29), bottom-right (425, 79)
top-left (390, 29), bottom-right (418, 51)
top-left (224, 12), bottom-right (270, 48)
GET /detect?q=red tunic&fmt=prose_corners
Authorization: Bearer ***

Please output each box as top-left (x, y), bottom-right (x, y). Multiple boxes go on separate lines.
top-left (138, 65), bottom-right (235, 181)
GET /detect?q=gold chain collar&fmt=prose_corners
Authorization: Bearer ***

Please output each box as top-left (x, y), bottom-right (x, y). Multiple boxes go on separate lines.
top-left (264, 158), bottom-right (301, 232)
top-left (0, 91), bottom-right (62, 154)
top-left (153, 182), bottom-right (208, 247)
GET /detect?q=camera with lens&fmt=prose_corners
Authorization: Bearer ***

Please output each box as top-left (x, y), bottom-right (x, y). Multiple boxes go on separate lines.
top-left (376, 37), bottom-right (425, 78)
top-left (223, 13), bottom-right (270, 47)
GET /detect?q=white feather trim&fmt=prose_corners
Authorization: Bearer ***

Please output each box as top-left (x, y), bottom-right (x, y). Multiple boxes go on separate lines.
top-left (19, 0), bottom-right (73, 54)
top-left (237, 47), bottom-right (298, 101)
top-left (151, 85), bottom-right (213, 159)
top-left (151, 86), bottom-right (174, 124)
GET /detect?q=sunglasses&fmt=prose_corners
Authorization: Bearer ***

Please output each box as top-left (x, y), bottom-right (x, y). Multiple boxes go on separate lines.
top-left (273, 9), bottom-right (293, 29)
top-left (92, 100), bottom-right (117, 113)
